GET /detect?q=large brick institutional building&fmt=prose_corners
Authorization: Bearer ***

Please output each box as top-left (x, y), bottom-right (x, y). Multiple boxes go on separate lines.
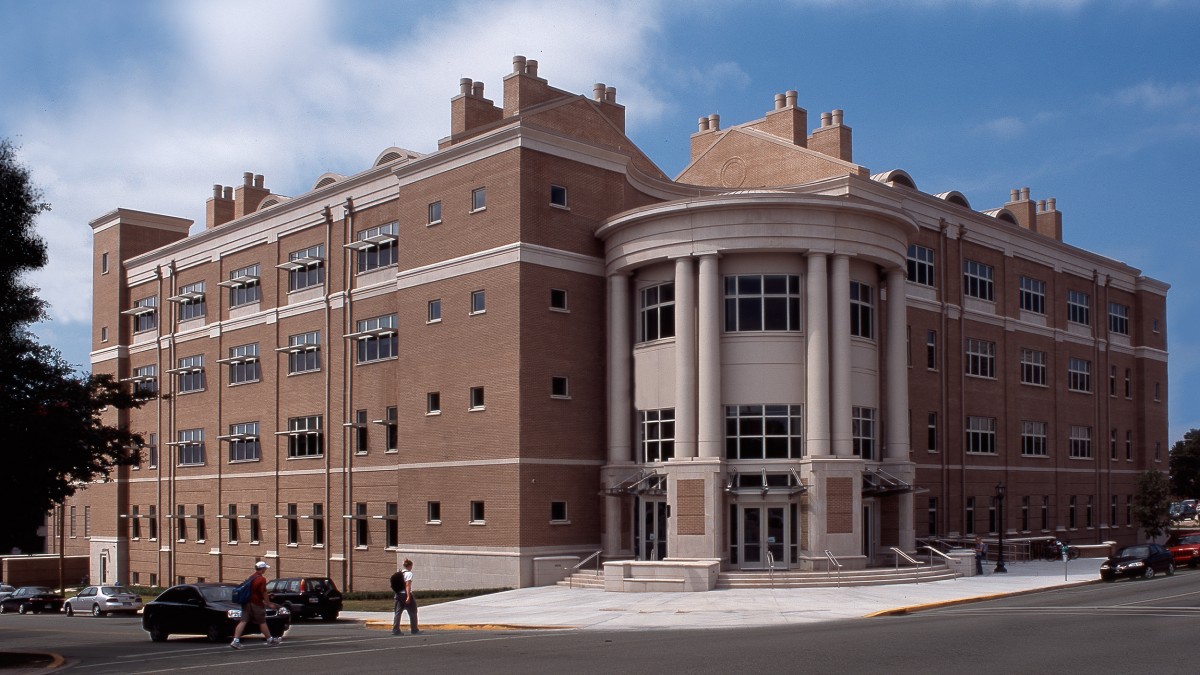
top-left (58, 57), bottom-right (1168, 591)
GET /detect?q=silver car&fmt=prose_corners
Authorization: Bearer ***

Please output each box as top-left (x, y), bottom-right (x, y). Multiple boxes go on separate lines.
top-left (63, 585), bottom-right (144, 617)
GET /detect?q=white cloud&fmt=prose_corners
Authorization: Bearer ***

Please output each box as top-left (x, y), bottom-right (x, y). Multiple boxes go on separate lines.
top-left (1111, 80), bottom-right (1200, 111)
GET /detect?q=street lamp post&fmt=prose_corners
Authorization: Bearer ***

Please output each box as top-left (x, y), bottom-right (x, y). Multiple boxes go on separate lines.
top-left (994, 482), bottom-right (1008, 573)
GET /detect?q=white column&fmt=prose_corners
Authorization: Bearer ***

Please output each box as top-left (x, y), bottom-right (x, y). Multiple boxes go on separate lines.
top-left (805, 253), bottom-right (830, 456)
top-left (829, 254), bottom-right (852, 457)
top-left (697, 254), bottom-right (722, 458)
top-left (886, 267), bottom-right (910, 459)
top-left (607, 273), bottom-right (631, 464)
top-left (674, 257), bottom-right (697, 459)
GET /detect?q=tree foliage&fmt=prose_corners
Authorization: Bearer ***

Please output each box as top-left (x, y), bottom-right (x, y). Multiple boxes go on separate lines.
top-left (1132, 469), bottom-right (1172, 541)
top-left (1169, 429), bottom-right (1200, 499)
top-left (0, 138), bottom-right (144, 552)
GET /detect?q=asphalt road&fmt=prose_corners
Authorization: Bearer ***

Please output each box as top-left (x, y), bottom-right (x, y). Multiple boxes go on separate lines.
top-left (4, 574), bottom-right (1200, 674)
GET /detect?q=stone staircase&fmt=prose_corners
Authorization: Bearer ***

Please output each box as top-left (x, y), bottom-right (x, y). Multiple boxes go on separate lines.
top-left (558, 563), bottom-right (958, 590)
top-left (556, 568), bottom-right (605, 589)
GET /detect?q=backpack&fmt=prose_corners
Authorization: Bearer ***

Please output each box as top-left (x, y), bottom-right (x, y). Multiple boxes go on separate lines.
top-left (232, 576), bottom-right (254, 604)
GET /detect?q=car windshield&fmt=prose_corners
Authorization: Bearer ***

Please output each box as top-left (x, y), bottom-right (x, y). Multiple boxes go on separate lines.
top-left (199, 586), bottom-right (235, 603)
top-left (26, 587), bottom-right (52, 594)
top-left (1119, 546), bottom-right (1150, 558)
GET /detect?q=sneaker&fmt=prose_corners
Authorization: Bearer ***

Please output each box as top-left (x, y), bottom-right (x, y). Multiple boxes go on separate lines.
top-left (267, 637), bottom-right (282, 647)
top-left (230, 639), bottom-right (242, 650)
top-left (411, 629), bottom-right (420, 634)
top-left (391, 630), bottom-right (401, 636)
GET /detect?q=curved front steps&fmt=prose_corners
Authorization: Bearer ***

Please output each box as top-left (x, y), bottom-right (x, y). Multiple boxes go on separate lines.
top-left (558, 563), bottom-right (958, 590)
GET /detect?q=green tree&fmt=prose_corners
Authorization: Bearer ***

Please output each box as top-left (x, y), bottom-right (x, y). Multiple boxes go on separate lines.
top-left (1169, 429), bottom-right (1200, 499)
top-left (0, 139), bottom-right (144, 553)
top-left (1132, 469), bottom-right (1172, 541)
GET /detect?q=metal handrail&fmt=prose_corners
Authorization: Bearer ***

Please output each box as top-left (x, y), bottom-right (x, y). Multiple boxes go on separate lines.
top-left (890, 547), bottom-right (922, 584)
top-left (570, 549), bottom-right (603, 588)
top-left (921, 545), bottom-right (960, 580)
top-left (823, 550), bottom-right (843, 587)
top-left (766, 550), bottom-right (775, 587)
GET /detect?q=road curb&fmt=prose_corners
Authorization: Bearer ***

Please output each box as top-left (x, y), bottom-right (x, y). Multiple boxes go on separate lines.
top-left (363, 619), bottom-right (573, 631)
top-left (864, 578), bottom-right (1099, 617)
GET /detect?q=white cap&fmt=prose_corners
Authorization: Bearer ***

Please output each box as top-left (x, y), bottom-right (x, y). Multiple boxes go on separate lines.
top-left (255, 561), bottom-right (269, 569)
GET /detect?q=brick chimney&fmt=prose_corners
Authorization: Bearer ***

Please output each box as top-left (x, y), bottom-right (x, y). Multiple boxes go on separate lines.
top-left (206, 185), bottom-right (235, 229)
top-left (447, 77), bottom-right (503, 144)
top-left (690, 114), bottom-right (722, 161)
top-left (234, 172), bottom-right (270, 219)
top-left (589, 81), bottom-right (625, 134)
top-left (1002, 188), bottom-right (1062, 241)
top-left (748, 91), bottom-right (808, 148)
top-left (808, 109), bottom-right (852, 162)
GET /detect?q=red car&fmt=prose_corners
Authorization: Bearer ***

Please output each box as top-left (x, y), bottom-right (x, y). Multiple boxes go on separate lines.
top-left (1169, 532), bottom-right (1200, 568)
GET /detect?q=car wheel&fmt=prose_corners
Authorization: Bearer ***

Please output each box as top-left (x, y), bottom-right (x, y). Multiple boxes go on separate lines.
top-left (1143, 566), bottom-right (1155, 579)
top-left (92, 604), bottom-right (103, 617)
top-left (206, 622), bottom-right (225, 643)
top-left (18, 603), bottom-right (29, 615)
top-left (65, 604), bottom-right (74, 617)
top-left (321, 611), bottom-right (339, 622)
top-left (1167, 562), bottom-right (1176, 576)
top-left (148, 624), bottom-right (169, 642)
top-left (1190, 557), bottom-right (1199, 569)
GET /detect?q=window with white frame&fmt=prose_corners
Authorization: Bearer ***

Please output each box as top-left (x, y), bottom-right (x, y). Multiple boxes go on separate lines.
top-left (1069, 425), bottom-right (1092, 458)
top-left (355, 314), bottom-right (398, 363)
top-left (428, 201), bottom-right (442, 225)
top-left (176, 355), bottom-right (205, 393)
top-left (1067, 290), bottom-right (1090, 325)
top-left (1021, 420), bottom-right (1047, 456)
top-left (176, 281), bottom-right (206, 321)
top-left (850, 281), bottom-right (874, 339)
top-left (148, 433), bottom-right (157, 469)
top-left (550, 288), bottom-right (568, 311)
top-left (639, 408), bottom-right (675, 462)
top-left (132, 364), bottom-right (157, 397)
top-left (965, 416), bottom-right (997, 454)
top-left (226, 264), bottom-right (261, 306)
top-left (550, 184), bottom-right (567, 207)
top-left (1108, 302), bottom-right (1130, 335)
top-left (384, 406), bottom-right (397, 452)
top-left (287, 331), bottom-right (320, 374)
top-left (195, 505), bottom-right (205, 542)
top-left (287, 415), bottom-right (323, 458)
top-left (725, 404), bottom-right (804, 459)
top-left (285, 244), bottom-right (324, 291)
top-left (470, 289), bottom-right (486, 314)
top-left (386, 502), bottom-right (399, 548)
top-left (965, 338), bottom-right (996, 378)
top-left (426, 501), bottom-right (441, 524)
top-left (1019, 276), bottom-right (1045, 314)
top-left (286, 503), bottom-right (299, 546)
top-left (129, 296), bottom-right (158, 333)
top-left (906, 244), bottom-right (935, 286)
top-left (724, 274), bottom-right (802, 332)
top-left (469, 386), bottom-right (485, 410)
top-left (852, 406), bottom-right (876, 460)
top-left (176, 428), bottom-right (205, 466)
top-left (227, 422), bottom-right (260, 462)
top-left (101, 252), bottom-right (109, 274)
top-left (963, 260), bottom-right (994, 301)
top-left (1068, 357), bottom-right (1092, 393)
top-left (470, 500), bottom-right (486, 523)
top-left (427, 298), bottom-right (441, 323)
top-left (551, 376), bottom-right (569, 398)
top-left (640, 282), bottom-right (676, 341)
top-left (551, 501), bottom-right (568, 522)
top-left (352, 222), bottom-right (399, 273)
top-left (471, 187), bottom-right (486, 212)
top-left (1020, 348), bottom-right (1047, 386)
top-left (426, 392), bottom-right (441, 414)
top-left (353, 409), bottom-right (368, 454)
top-left (226, 343), bottom-right (260, 385)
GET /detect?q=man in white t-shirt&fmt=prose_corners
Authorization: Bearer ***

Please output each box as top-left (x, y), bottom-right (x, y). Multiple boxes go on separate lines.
top-left (390, 559), bottom-right (419, 635)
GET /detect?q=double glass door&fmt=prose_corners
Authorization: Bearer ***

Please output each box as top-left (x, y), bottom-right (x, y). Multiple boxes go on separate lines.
top-left (732, 504), bottom-right (789, 569)
top-left (635, 498), bottom-right (668, 561)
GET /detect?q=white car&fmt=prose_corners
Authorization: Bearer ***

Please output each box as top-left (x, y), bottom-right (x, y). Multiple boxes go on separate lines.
top-left (63, 585), bottom-right (144, 617)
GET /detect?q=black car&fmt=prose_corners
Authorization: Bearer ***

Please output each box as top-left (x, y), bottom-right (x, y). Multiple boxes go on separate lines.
top-left (0, 586), bottom-right (65, 614)
top-left (266, 577), bottom-right (342, 621)
top-left (1100, 543), bottom-right (1176, 581)
top-left (141, 583), bottom-right (290, 642)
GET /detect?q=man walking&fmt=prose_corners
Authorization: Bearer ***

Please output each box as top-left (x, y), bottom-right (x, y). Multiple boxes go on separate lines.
top-left (231, 560), bottom-right (281, 649)
top-left (390, 558), bottom-right (419, 635)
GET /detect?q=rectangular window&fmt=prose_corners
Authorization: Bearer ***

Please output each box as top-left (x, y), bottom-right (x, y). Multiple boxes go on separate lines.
top-left (1109, 365), bottom-right (1117, 396)
top-left (725, 404), bottom-right (804, 460)
top-left (176, 355), bottom-right (205, 393)
top-left (226, 343), bottom-right (260, 385)
top-left (1019, 348), bottom-right (1047, 386)
top-left (640, 408), bottom-right (676, 462)
top-left (148, 433), bottom-right (157, 468)
top-left (428, 201), bottom-right (442, 225)
top-left (228, 421), bottom-right (260, 462)
top-left (550, 184), bottom-right (567, 207)
top-left (1041, 496), bottom-right (1049, 531)
top-left (927, 412), bottom-right (937, 452)
top-left (1086, 495), bottom-right (1094, 528)
top-left (965, 416), bottom-right (997, 454)
top-left (1067, 290), bottom-right (1090, 325)
top-left (1021, 420), bottom-right (1047, 456)
top-left (1021, 497), bottom-right (1030, 532)
top-left (963, 260), bottom-right (994, 301)
top-left (226, 264), bottom-right (261, 306)
top-left (551, 376), bottom-right (569, 398)
top-left (427, 299), bottom-right (441, 323)
top-left (384, 406), bottom-right (398, 452)
top-left (101, 252), bottom-right (109, 274)
top-left (471, 187), bottom-right (486, 212)
top-left (470, 501), bottom-right (486, 523)
top-left (312, 504), bottom-right (324, 546)
top-left (1110, 428), bottom-right (1118, 460)
top-left (550, 288), bottom-right (568, 311)
top-left (176, 505), bottom-right (186, 541)
top-left (1069, 496), bottom-right (1077, 529)
top-left (724, 275), bottom-right (802, 332)
top-left (286, 503), bottom-right (299, 545)
top-left (1069, 425), bottom-right (1092, 459)
top-left (852, 407), bottom-right (876, 460)
top-left (195, 505), bottom-right (205, 542)
top-left (175, 281), bottom-right (207, 321)
top-left (427, 392), bottom-right (441, 415)
top-left (1068, 357), bottom-right (1092, 393)
top-left (352, 222), bottom-right (399, 273)
top-left (927, 498), bottom-right (938, 536)
top-left (1108, 302), bottom-right (1129, 335)
top-left (469, 386), bottom-right (485, 410)
top-left (640, 282), bottom-right (676, 341)
top-left (1126, 430), bottom-right (1133, 461)
top-left (906, 244), bottom-right (935, 286)
top-left (427, 501), bottom-right (441, 524)
top-left (965, 338), bottom-right (996, 378)
top-left (249, 504), bottom-right (260, 543)
top-left (287, 331), bottom-right (321, 374)
top-left (926, 329), bottom-right (938, 370)
top-left (355, 502), bottom-right (369, 548)
top-left (988, 497), bottom-right (997, 534)
top-left (386, 502), bottom-right (399, 548)
top-left (148, 505), bottom-right (157, 539)
top-left (551, 501), bottom-right (568, 522)
top-left (1125, 369), bottom-right (1131, 398)
top-left (849, 281), bottom-right (874, 339)
top-left (354, 410), bottom-right (369, 455)
top-left (965, 497), bottom-right (975, 536)
top-left (287, 415), bottom-right (323, 458)
top-left (131, 506), bottom-right (141, 539)
top-left (470, 290), bottom-right (486, 314)
top-left (177, 428), bottom-right (205, 466)
top-left (1019, 276), bottom-right (1046, 314)
top-left (132, 364), bottom-right (157, 397)
top-left (228, 504), bottom-right (238, 543)
top-left (285, 244), bottom-right (325, 291)
top-left (101, 326), bottom-right (108, 342)
top-left (84, 506), bottom-right (91, 538)
top-left (129, 296), bottom-right (158, 333)
top-left (1111, 496), bottom-right (1118, 529)
top-left (355, 314), bottom-right (398, 363)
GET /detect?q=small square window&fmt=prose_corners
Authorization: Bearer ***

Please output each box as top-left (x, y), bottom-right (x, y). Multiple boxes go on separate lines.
top-left (427, 501), bottom-right (441, 523)
top-left (428, 201), bottom-right (442, 225)
top-left (550, 184), bottom-right (567, 208)
top-left (550, 501), bottom-right (568, 523)
top-left (551, 376), bottom-right (569, 398)
top-left (469, 387), bottom-right (485, 410)
top-left (470, 500), bottom-right (486, 523)
top-left (427, 299), bottom-right (442, 323)
top-left (471, 187), bottom-right (486, 212)
top-left (471, 290), bottom-right (486, 314)
top-left (427, 391), bottom-right (441, 414)
top-left (550, 288), bottom-right (568, 311)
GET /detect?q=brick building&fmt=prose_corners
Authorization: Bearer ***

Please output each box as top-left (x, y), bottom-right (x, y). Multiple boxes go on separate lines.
top-left (56, 57), bottom-right (1168, 590)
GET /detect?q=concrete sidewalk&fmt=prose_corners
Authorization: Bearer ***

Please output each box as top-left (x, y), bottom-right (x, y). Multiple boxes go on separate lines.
top-left (351, 558), bottom-right (1105, 631)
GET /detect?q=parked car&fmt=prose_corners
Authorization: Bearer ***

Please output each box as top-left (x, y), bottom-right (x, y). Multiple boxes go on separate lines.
top-left (0, 586), bottom-right (65, 614)
top-left (266, 577), bottom-right (342, 621)
top-left (64, 585), bottom-right (144, 617)
top-left (141, 583), bottom-right (290, 642)
top-left (0, 584), bottom-right (15, 601)
top-left (1100, 543), bottom-right (1175, 581)
top-left (1169, 532), bottom-right (1200, 568)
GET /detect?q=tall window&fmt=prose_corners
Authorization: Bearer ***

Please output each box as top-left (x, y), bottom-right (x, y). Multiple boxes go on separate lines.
top-left (927, 412), bottom-right (937, 451)
top-left (427, 201), bottom-right (442, 225)
top-left (1041, 496), bottom-right (1050, 531)
top-left (227, 505), bottom-right (238, 543)
top-left (195, 505), bottom-right (206, 541)
top-left (469, 386), bottom-right (486, 410)
top-left (355, 502), bottom-right (368, 547)
top-left (965, 416), bottom-right (997, 454)
top-left (287, 331), bottom-right (320, 374)
top-left (354, 409), bottom-right (369, 454)
top-left (1068, 357), bottom-right (1092, 393)
top-left (427, 299), bottom-right (441, 323)
top-left (725, 404), bottom-right (803, 459)
top-left (963, 260), bottom-right (994, 301)
top-left (1126, 430), bottom-right (1133, 461)
top-left (1021, 420), bottom-right (1047, 456)
top-left (176, 355), bottom-right (205, 393)
top-left (312, 503), bottom-right (324, 546)
top-left (640, 409), bottom-right (675, 462)
top-left (249, 504), bottom-right (260, 542)
top-left (1069, 496), bottom-right (1077, 528)
top-left (926, 329), bottom-right (938, 370)
top-left (353, 222), bottom-right (399, 272)
top-left (355, 314), bottom-right (398, 363)
top-left (724, 275), bottom-right (802, 332)
top-left (131, 506), bottom-right (141, 539)
top-left (1108, 302), bottom-right (1130, 335)
top-left (176, 505), bottom-right (186, 541)
top-left (640, 283), bottom-right (675, 342)
top-left (852, 407), bottom-right (876, 460)
top-left (286, 504), bottom-right (299, 545)
top-left (148, 505), bottom-right (157, 539)
top-left (471, 290), bottom-right (486, 314)
top-left (1069, 426), bottom-right (1092, 458)
top-left (1019, 276), bottom-right (1045, 314)
top-left (228, 422), bottom-right (260, 462)
top-left (130, 296), bottom-right (157, 333)
top-left (384, 406), bottom-right (398, 451)
top-left (427, 501), bottom-right (441, 523)
top-left (927, 498), bottom-right (938, 536)
top-left (177, 428), bottom-right (205, 466)
top-left (965, 497), bottom-right (975, 535)
top-left (1067, 290), bottom-right (1090, 325)
top-left (287, 415), bottom-right (323, 458)
top-left (226, 264), bottom-right (261, 306)
top-left (1020, 348), bottom-right (1047, 386)
top-left (849, 281), bottom-right (874, 339)
top-left (176, 281), bottom-right (206, 321)
top-left (226, 343), bottom-right (260, 384)
top-left (965, 338), bottom-right (996, 378)
top-left (471, 187), bottom-right (487, 212)
top-left (1021, 497), bottom-right (1030, 532)
top-left (906, 244), bottom-right (935, 286)
top-left (148, 433), bottom-right (157, 469)
top-left (285, 244), bottom-right (325, 291)
top-left (386, 502), bottom-right (399, 548)
top-left (426, 392), bottom-right (441, 414)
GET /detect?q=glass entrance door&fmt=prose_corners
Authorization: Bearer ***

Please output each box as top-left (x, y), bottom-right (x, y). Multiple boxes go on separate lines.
top-left (735, 504), bottom-right (789, 570)
top-left (635, 498), bottom-right (668, 561)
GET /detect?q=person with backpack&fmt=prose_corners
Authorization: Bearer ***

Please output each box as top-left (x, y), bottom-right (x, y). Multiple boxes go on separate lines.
top-left (390, 559), bottom-right (419, 635)
top-left (231, 560), bottom-right (281, 649)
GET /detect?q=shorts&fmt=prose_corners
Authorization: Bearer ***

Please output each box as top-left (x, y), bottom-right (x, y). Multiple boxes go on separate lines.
top-left (244, 603), bottom-right (266, 623)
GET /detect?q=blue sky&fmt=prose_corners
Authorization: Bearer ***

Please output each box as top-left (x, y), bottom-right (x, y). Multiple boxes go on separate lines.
top-left (2, 0), bottom-right (1198, 441)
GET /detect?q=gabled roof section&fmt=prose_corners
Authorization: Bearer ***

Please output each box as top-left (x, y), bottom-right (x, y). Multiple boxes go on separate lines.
top-left (677, 125), bottom-right (868, 189)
